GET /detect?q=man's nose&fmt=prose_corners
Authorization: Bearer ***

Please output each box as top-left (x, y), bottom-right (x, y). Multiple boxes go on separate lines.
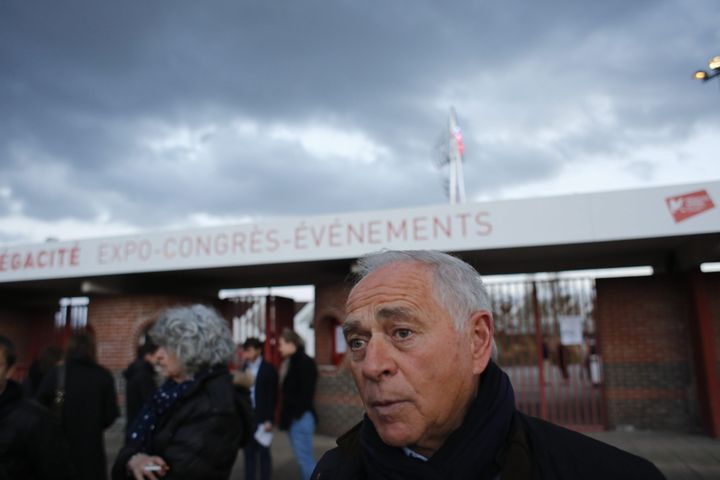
top-left (361, 336), bottom-right (397, 381)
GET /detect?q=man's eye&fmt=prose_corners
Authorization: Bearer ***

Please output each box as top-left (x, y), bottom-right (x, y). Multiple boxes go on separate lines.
top-left (348, 338), bottom-right (366, 351)
top-left (394, 329), bottom-right (413, 340)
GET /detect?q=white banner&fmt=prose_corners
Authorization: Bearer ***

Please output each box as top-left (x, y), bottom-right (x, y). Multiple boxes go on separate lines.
top-left (0, 181), bottom-right (718, 283)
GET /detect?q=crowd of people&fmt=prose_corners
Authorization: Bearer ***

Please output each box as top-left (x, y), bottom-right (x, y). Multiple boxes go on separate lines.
top-left (1, 249), bottom-right (666, 480)
top-left (0, 305), bottom-right (318, 480)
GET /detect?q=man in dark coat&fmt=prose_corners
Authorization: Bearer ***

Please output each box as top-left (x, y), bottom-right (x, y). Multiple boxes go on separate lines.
top-left (123, 340), bottom-right (159, 437)
top-left (37, 332), bottom-right (120, 480)
top-left (0, 335), bottom-right (75, 479)
top-left (242, 337), bottom-right (279, 480)
top-left (312, 250), bottom-right (665, 480)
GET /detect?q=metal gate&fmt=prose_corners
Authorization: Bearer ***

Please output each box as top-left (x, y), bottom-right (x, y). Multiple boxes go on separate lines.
top-left (227, 295), bottom-right (295, 368)
top-left (487, 277), bottom-right (604, 431)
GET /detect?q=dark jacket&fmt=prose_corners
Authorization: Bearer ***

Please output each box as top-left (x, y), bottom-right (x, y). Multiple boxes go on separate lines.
top-left (311, 412), bottom-right (665, 480)
top-left (123, 358), bottom-right (157, 432)
top-left (37, 359), bottom-right (119, 480)
top-left (251, 360), bottom-right (278, 425)
top-left (111, 366), bottom-right (251, 480)
top-left (0, 380), bottom-right (75, 480)
top-left (280, 348), bottom-right (318, 430)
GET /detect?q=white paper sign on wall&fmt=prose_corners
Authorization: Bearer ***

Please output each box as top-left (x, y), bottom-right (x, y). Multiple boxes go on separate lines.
top-left (559, 315), bottom-right (584, 346)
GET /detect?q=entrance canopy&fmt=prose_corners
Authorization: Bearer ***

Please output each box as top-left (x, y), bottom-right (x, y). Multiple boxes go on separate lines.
top-left (1, 181), bottom-right (718, 304)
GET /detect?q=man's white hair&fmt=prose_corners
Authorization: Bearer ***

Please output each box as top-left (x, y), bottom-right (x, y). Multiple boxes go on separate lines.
top-left (353, 250), bottom-right (491, 331)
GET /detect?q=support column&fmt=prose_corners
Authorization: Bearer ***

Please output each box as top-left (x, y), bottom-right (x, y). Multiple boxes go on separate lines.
top-left (688, 271), bottom-right (720, 438)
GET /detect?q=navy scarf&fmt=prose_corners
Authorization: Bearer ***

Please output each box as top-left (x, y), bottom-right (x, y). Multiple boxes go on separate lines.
top-left (359, 361), bottom-right (515, 480)
top-left (126, 376), bottom-right (196, 447)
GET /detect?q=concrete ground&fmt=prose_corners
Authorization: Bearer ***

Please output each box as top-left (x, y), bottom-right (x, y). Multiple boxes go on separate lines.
top-left (589, 430), bottom-right (720, 480)
top-left (106, 426), bottom-right (720, 480)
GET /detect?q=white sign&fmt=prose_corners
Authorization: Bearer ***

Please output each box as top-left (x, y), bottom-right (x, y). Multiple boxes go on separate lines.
top-left (0, 181), bottom-right (718, 283)
top-left (559, 315), bottom-right (584, 346)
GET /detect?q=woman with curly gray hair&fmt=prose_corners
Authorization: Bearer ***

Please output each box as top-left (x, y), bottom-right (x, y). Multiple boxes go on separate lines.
top-left (111, 305), bottom-right (251, 480)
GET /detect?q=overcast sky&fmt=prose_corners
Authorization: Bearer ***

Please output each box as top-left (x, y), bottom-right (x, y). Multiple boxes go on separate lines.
top-left (1, 0), bottom-right (719, 246)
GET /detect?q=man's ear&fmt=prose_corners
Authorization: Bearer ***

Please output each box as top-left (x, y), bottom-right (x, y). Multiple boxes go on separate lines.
top-left (468, 311), bottom-right (494, 375)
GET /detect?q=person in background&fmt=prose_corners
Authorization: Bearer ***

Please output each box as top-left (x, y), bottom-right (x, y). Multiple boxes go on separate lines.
top-left (0, 335), bottom-right (75, 479)
top-left (37, 332), bottom-right (119, 480)
top-left (22, 345), bottom-right (62, 398)
top-left (278, 328), bottom-right (318, 480)
top-left (231, 343), bottom-right (254, 390)
top-left (123, 337), bottom-right (159, 440)
top-left (111, 304), bottom-right (252, 480)
top-left (242, 337), bottom-right (278, 480)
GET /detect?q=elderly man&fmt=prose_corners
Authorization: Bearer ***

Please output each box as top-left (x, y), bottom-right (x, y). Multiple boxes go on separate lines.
top-left (312, 250), bottom-right (664, 480)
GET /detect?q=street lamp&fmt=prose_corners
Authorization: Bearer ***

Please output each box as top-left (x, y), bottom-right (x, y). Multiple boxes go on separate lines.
top-left (694, 55), bottom-right (720, 82)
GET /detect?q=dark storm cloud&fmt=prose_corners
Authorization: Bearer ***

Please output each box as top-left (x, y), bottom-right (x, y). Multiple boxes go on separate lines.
top-left (0, 0), bottom-right (718, 239)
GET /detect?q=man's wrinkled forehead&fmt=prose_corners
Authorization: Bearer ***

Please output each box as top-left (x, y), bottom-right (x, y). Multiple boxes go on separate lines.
top-left (346, 261), bottom-right (434, 311)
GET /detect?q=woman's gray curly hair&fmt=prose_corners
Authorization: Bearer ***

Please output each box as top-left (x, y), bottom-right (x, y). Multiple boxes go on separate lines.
top-left (150, 304), bottom-right (234, 377)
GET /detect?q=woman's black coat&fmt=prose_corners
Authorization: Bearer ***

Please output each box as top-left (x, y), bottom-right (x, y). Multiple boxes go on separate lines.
top-left (111, 366), bottom-right (251, 480)
top-left (279, 348), bottom-right (318, 430)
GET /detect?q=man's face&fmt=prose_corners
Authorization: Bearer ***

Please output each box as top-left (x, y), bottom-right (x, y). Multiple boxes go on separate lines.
top-left (143, 349), bottom-right (159, 365)
top-left (243, 346), bottom-right (261, 362)
top-left (344, 261), bottom-right (492, 457)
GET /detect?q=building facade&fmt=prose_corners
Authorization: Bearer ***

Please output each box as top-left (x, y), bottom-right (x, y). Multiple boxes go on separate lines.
top-left (1, 181), bottom-right (719, 437)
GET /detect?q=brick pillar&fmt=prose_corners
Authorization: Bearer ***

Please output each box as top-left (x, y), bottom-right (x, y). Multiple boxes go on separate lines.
top-left (315, 365), bottom-right (364, 437)
top-left (596, 275), bottom-right (696, 431)
top-left (314, 280), bottom-right (352, 366)
top-left (313, 278), bottom-right (363, 437)
top-left (687, 271), bottom-right (720, 437)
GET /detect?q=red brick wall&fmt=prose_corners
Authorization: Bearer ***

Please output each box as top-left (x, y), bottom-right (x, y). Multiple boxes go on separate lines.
top-left (596, 274), bottom-right (697, 431)
top-left (708, 273), bottom-right (720, 375)
top-left (315, 365), bottom-right (364, 437)
top-left (314, 280), bottom-right (352, 366)
top-left (313, 278), bottom-right (363, 436)
top-left (0, 306), bottom-right (60, 380)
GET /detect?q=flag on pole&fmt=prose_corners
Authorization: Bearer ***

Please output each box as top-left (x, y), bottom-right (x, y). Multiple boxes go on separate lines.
top-left (452, 124), bottom-right (464, 156)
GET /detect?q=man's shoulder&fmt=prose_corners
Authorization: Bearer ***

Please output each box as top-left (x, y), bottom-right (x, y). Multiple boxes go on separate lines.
top-left (296, 351), bottom-right (318, 368)
top-left (518, 414), bottom-right (665, 479)
top-left (259, 360), bottom-right (278, 376)
top-left (123, 358), bottom-right (150, 379)
top-left (0, 395), bottom-right (55, 432)
top-left (312, 422), bottom-right (364, 480)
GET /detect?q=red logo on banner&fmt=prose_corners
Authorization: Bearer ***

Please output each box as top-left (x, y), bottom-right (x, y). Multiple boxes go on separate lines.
top-left (665, 189), bottom-right (715, 223)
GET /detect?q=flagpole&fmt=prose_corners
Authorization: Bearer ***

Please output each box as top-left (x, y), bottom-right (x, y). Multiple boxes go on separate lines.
top-left (448, 107), bottom-right (466, 204)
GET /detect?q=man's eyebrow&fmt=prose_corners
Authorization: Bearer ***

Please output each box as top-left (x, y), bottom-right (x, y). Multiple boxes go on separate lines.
top-left (342, 319), bottom-right (363, 337)
top-left (342, 306), bottom-right (416, 336)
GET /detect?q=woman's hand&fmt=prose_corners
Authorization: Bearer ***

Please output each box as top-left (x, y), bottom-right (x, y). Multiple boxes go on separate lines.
top-left (127, 453), bottom-right (169, 480)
